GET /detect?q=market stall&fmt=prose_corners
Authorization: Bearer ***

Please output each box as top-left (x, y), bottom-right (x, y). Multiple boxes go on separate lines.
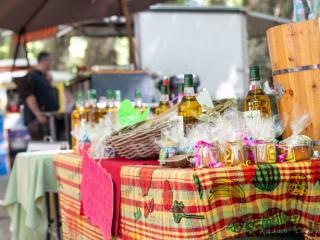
top-left (51, 12), bottom-right (320, 239)
top-left (2, 0), bottom-right (320, 240)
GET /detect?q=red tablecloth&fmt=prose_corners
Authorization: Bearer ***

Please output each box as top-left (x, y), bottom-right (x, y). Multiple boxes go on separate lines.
top-left (99, 157), bottom-right (159, 235)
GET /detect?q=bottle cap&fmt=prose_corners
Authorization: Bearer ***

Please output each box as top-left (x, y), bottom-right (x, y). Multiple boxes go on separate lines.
top-left (178, 83), bottom-right (184, 93)
top-left (115, 90), bottom-right (121, 101)
top-left (184, 74), bottom-right (193, 87)
top-left (161, 84), bottom-right (169, 94)
top-left (88, 89), bottom-right (97, 100)
top-left (135, 89), bottom-right (142, 98)
top-left (249, 65), bottom-right (260, 82)
top-left (162, 78), bottom-right (169, 86)
top-left (106, 89), bottom-right (114, 99)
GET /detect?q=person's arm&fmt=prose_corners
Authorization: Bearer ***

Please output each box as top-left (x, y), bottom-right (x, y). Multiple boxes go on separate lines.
top-left (25, 95), bottom-right (48, 124)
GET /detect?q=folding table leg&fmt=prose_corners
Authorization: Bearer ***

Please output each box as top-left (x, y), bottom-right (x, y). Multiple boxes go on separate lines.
top-left (53, 193), bottom-right (62, 240)
top-left (45, 192), bottom-right (52, 240)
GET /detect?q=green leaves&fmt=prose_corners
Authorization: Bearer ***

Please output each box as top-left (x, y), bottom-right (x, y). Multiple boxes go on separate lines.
top-left (193, 174), bottom-right (204, 199)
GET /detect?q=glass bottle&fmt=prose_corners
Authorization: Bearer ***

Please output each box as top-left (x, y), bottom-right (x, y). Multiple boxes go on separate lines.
top-left (97, 96), bottom-right (107, 119)
top-left (71, 91), bottom-right (85, 149)
top-left (134, 89), bottom-right (145, 113)
top-left (243, 65), bottom-right (272, 120)
top-left (114, 90), bottom-right (122, 109)
top-left (85, 89), bottom-right (100, 124)
top-left (105, 89), bottom-right (118, 125)
top-left (178, 74), bottom-right (202, 136)
top-left (155, 78), bottom-right (171, 116)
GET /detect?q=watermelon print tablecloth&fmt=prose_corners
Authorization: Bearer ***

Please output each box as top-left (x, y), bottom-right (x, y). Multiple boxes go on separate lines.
top-left (119, 160), bottom-right (320, 240)
top-left (53, 153), bottom-right (320, 239)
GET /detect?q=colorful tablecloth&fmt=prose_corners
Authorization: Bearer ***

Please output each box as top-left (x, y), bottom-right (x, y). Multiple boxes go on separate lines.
top-left (54, 153), bottom-right (104, 240)
top-left (119, 161), bottom-right (320, 240)
top-left (54, 153), bottom-right (320, 240)
top-left (3, 151), bottom-right (68, 240)
top-left (53, 153), bottom-right (158, 239)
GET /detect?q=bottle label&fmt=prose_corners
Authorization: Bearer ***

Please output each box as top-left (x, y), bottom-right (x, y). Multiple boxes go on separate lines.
top-left (182, 116), bottom-right (198, 136)
top-left (244, 110), bottom-right (261, 121)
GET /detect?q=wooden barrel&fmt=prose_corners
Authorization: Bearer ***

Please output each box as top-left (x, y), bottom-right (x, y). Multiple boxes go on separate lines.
top-left (267, 19), bottom-right (320, 139)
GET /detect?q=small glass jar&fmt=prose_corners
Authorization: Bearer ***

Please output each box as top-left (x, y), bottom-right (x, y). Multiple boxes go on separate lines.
top-left (221, 141), bottom-right (245, 166)
top-left (312, 141), bottom-right (320, 158)
top-left (280, 135), bottom-right (312, 161)
top-left (246, 142), bottom-right (277, 164)
top-left (198, 143), bottom-right (221, 168)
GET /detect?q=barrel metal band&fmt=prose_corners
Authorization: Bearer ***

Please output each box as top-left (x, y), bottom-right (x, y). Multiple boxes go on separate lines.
top-left (272, 64), bottom-right (320, 76)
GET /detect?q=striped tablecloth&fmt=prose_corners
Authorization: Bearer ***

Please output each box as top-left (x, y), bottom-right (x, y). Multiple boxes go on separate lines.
top-left (54, 153), bottom-right (320, 240)
top-left (119, 161), bottom-right (320, 240)
top-left (54, 153), bottom-right (104, 240)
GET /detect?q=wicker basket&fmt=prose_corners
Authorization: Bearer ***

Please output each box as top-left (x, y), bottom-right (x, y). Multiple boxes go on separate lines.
top-left (107, 99), bottom-right (235, 159)
top-left (107, 106), bottom-right (178, 159)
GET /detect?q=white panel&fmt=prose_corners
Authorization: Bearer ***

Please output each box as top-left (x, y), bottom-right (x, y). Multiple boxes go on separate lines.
top-left (135, 11), bottom-right (247, 99)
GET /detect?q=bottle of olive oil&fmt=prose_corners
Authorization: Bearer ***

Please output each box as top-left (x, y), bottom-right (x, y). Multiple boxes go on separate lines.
top-left (97, 96), bottom-right (107, 118)
top-left (244, 65), bottom-right (272, 120)
top-left (114, 90), bottom-right (122, 109)
top-left (105, 89), bottom-right (118, 125)
top-left (134, 89), bottom-right (145, 113)
top-left (178, 74), bottom-right (202, 136)
top-left (155, 79), bottom-right (171, 116)
top-left (85, 89), bottom-right (100, 124)
top-left (71, 91), bottom-right (85, 149)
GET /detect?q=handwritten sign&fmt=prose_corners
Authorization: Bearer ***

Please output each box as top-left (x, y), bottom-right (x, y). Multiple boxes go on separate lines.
top-left (80, 154), bottom-right (113, 240)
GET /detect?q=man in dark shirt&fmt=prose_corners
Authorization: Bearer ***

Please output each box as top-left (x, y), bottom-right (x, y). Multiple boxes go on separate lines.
top-left (19, 51), bottom-right (59, 140)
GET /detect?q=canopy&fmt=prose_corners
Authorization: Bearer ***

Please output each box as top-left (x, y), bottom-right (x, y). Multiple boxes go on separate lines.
top-left (0, 0), bottom-right (165, 69)
top-left (0, 0), bottom-right (163, 33)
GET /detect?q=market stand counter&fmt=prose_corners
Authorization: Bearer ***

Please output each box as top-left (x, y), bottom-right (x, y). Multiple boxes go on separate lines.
top-left (54, 153), bottom-right (320, 240)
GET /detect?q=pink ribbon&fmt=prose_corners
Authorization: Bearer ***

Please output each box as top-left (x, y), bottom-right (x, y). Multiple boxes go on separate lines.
top-left (194, 141), bottom-right (223, 168)
top-left (276, 144), bottom-right (288, 163)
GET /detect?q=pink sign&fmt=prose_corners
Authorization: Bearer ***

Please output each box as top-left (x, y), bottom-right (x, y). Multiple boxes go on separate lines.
top-left (80, 154), bottom-right (113, 240)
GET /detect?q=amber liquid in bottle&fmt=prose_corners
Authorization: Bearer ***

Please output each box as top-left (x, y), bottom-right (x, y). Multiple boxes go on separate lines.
top-left (243, 65), bottom-right (272, 119)
top-left (155, 79), bottom-right (171, 116)
top-left (134, 89), bottom-right (146, 113)
top-left (97, 96), bottom-right (108, 119)
top-left (71, 92), bottom-right (85, 150)
top-left (178, 74), bottom-right (202, 136)
top-left (85, 89), bottom-right (100, 124)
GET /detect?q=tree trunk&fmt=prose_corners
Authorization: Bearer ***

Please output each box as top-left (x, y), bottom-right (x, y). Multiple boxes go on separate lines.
top-left (84, 37), bottom-right (116, 68)
top-left (43, 36), bottom-right (70, 71)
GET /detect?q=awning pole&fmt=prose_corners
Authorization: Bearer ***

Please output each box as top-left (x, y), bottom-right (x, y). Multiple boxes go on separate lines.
top-left (119, 0), bottom-right (137, 69)
top-left (22, 30), bottom-right (30, 68)
top-left (12, 31), bottom-right (22, 72)
top-left (12, 0), bottom-right (49, 71)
